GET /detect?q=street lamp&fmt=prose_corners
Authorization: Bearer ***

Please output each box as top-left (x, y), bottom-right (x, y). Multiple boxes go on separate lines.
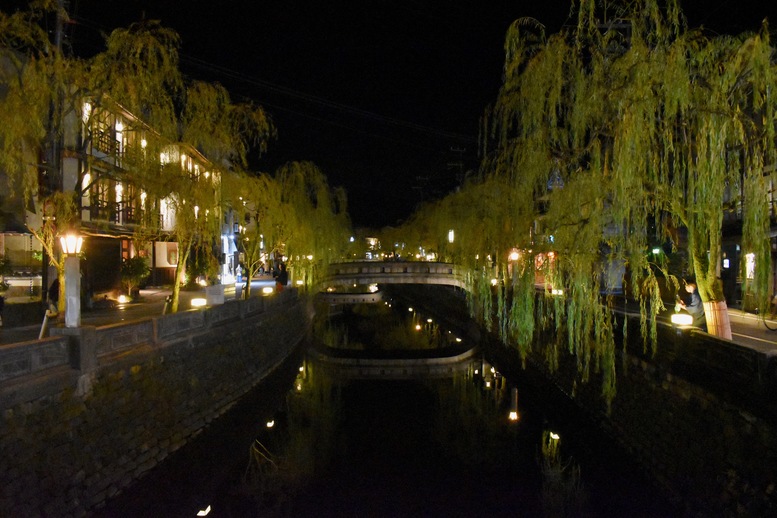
top-left (59, 232), bottom-right (83, 328)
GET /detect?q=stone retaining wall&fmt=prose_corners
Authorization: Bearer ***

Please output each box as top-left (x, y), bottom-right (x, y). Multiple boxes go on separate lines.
top-left (510, 318), bottom-right (777, 516)
top-left (0, 290), bottom-right (311, 517)
top-left (399, 285), bottom-right (777, 516)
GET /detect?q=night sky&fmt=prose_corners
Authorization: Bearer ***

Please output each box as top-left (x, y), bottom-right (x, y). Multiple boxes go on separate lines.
top-left (13, 0), bottom-right (777, 228)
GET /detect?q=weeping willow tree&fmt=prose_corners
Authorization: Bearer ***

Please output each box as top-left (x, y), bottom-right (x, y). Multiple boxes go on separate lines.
top-left (0, 1), bottom-right (59, 200)
top-left (0, 1), bottom-right (89, 307)
top-left (267, 161), bottom-right (351, 288)
top-left (1, 3), bottom-right (277, 312)
top-left (181, 81), bottom-right (275, 167)
top-left (0, 7), bottom-right (186, 302)
top-left (395, 0), bottom-right (776, 406)
top-left (88, 19), bottom-right (183, 141)
top-left (476, 0), bottom-right (776, 403)
top-left (93, 24), bottom-right (273, 312)
top-left (132, 148), bottom-right (221, 312)
top-left (222, 172), bottom-right (278, 298)
top-left (23, 191), bottom-right (78, 312)
top-left (392, 167), bottom-right (545, 357)
top-left (519, 0), bottom-right (772, 395)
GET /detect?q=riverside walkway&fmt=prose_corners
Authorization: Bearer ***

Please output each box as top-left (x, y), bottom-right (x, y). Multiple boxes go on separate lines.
top-left (0, 278), bottom-right (276, 346)
top-left (2, 269), bottom-right (776, 355)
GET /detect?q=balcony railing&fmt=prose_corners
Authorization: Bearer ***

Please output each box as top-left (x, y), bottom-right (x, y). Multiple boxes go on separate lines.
top-left (87, 199), bottom-right (144, 226)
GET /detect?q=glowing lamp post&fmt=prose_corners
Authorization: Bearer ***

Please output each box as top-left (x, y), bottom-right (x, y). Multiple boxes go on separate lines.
top-left (59, 233), bottom-right (83, 328)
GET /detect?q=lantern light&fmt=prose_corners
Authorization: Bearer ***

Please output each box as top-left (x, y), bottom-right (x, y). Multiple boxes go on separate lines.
top-left (671, 313), bottom-right (693, 326)
top-left (60, 233), bottom-right (83, 255)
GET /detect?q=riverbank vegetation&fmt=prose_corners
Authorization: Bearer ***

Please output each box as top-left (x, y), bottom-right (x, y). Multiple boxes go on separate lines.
top-left (0, 1), bottom-right (351, 311)
top-left (388, 0), bottom-right (776, 406)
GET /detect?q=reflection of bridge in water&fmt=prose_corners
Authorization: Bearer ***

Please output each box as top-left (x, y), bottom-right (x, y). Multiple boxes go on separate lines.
top-left (310, 346), bottom-right (478, 380)
top-left (314, 261), bottom-right (478, 379)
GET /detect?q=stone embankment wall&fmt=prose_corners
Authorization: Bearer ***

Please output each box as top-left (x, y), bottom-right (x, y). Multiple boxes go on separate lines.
top-left (398, 285), bottom-right (777, 516)
top-left (543, 319), bottom-right (777, 517)
top-left (0, 290), bottom-right (310, 517)
top-left (494, 322), bottom-right (777, 516)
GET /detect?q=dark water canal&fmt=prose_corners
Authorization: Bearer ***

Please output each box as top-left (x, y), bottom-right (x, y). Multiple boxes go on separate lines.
top-left (96, 300), bottom-right (678, 517)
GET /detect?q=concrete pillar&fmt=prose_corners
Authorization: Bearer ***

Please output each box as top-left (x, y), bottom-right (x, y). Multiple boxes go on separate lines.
top-left (51, 325), bottom-right (98, 374)
top-left (64, 255), bottom-right (81, 328)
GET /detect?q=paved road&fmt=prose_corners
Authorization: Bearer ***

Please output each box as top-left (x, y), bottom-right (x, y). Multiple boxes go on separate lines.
top-left (725, 308), bottom-right (777, 353)
top-left (619, 299), bottom-right (777, 353)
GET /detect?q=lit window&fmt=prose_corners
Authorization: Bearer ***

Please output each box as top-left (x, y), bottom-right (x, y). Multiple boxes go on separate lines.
top-left (746, 253), bottom-right (755, 280)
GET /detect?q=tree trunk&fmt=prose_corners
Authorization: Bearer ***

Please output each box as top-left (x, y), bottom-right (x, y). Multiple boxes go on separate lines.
top-left (170, 245), bottom-right (190, 313)
top-left (691, 232), bottom-right (732, 340)
top-left (703, 300), bottom-right (732, 340)
top-left (244, 265), bottom-right (257, 299)
top-left (57, 269), bottom-right (65, 314)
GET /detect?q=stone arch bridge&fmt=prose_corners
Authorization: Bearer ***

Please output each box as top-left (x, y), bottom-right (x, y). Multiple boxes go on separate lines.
top-left (316, 261), bottom-right (467, 304)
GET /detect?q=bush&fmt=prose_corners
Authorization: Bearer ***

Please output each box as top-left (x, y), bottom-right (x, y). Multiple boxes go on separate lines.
top-left (121, 256), bottom-right (151, 297)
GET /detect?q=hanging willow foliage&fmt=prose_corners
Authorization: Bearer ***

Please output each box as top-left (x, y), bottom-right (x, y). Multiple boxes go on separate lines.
top-left (271, 161), bottom-right (351, 288)
top-left (394, 0), bottom-right (776, 407)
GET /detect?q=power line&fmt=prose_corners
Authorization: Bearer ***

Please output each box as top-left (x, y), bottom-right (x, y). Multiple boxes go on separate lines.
top-left (69, 13), bottom-right (476, 145)
top-left (179, 54), bottom-right (477, 144)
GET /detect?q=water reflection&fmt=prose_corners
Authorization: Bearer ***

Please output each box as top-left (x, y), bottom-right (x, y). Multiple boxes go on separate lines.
top-left (239, 336), bottom-right (598, 517)
top-left (235, 300), bottom-right (608, 516)
top-left (95, 300), bottom-right (675, 517)
top-left (317, 301), bottom-right (464, 351)
top-left (242, 355), bottom-right (537, 515)
top-left (242, 360), bottom-right (343, 514)
top-left (541, 430), bottom-right (586, 517)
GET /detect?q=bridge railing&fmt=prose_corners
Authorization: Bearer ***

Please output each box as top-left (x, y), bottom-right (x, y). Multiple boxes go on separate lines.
top-left (322, 261), bottom-right (469, 289)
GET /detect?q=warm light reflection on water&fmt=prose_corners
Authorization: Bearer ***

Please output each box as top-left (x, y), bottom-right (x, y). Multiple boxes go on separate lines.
top-left (95, 298), bottom-right (677, 517)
